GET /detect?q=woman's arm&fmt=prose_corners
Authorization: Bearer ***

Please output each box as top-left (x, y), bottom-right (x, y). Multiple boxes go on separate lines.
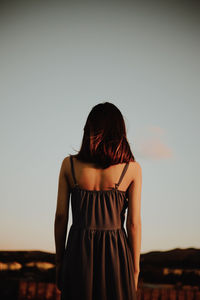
top-left (126, 161), bottom-right (142, 290)
top-left (54, 157), bottom-right (70, 265)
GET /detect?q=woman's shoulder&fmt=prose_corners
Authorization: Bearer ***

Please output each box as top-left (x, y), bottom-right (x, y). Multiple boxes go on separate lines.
top-left (62, 154), bottom-right (77, 162)
top-left (128, 160), bottom-right (142, 182)
top-left (60, 155), bottom-right (72, 175)
top-left (128, 160), bottom-right (142, 170)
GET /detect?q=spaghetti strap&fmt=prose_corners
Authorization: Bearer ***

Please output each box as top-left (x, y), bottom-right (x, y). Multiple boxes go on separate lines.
top-left (115, 162), bottom-right (129, 190)
top-left (70, 155), bottom-right (78, 187)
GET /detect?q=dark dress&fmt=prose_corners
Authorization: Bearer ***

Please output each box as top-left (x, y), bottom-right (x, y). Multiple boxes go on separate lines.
top-left (60, 155), bottom-right (137, 300)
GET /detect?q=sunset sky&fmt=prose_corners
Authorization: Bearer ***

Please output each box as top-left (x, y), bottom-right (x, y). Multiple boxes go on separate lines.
top-left (0, 0), bottom-right (199, 254)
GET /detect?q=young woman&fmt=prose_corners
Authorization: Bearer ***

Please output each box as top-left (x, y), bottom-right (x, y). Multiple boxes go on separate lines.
top-left (54, 102), bottom-right (142, 300)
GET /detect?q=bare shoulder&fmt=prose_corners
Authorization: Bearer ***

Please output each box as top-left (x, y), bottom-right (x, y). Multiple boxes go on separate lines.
top-left (128, 160), bottom-right (142, 181)
top-left (129, 160), bottom-right (142, 169)
top-left (60, 155), bottom-right (71, 175)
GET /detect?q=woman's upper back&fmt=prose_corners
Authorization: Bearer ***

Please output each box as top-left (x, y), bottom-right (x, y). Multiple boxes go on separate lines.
top-left (65, 155), bottom-right (139, 193)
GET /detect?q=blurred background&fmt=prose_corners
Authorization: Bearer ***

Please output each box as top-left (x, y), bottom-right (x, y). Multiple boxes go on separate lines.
top-left (0, 0), bottom-right (200, 299)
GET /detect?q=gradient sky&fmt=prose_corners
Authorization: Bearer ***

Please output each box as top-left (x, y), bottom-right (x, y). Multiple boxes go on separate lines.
top-left (0, 0), bottom-right (199, 254)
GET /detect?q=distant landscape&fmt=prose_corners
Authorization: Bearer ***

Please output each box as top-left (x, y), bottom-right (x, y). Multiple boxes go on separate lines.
top-left (1, 247), bottom-right (200, 299)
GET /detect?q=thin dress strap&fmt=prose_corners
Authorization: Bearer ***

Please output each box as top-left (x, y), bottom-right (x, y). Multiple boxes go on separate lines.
top-left (70, 155), bottom-right (79, 187)
top-left (115, 162), bottom-right (129, 190)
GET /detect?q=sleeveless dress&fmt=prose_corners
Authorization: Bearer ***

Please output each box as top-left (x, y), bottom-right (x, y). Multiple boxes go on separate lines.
top-left (60, 155), bottom-right (137, 300)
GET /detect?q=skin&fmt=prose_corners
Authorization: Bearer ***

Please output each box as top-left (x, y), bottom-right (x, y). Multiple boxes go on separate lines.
top-left (54, 155), bottom-right (142, 292)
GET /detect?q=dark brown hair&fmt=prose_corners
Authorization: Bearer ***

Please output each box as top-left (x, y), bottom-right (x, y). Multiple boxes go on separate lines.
top-left (73, 102), bottom-right (136, 168)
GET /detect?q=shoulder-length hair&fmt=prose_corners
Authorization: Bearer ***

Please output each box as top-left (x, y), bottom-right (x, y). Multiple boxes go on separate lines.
top-left (73, 102), bottom-right (136, 168)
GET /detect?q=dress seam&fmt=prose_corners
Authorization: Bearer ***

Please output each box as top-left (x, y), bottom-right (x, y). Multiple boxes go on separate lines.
top-left (70, 226), bottom-right (125, 231)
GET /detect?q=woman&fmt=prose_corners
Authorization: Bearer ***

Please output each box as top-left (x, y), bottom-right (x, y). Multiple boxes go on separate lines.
top-left (54, 102), bottom-right (142, 300)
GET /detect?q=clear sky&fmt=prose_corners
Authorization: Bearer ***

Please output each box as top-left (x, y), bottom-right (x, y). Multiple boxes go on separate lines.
top-left (0, 0), bottom-right (199, 254)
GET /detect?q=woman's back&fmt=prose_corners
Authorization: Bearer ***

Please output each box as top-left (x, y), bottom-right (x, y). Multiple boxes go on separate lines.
top-left (59, 155), bottom-right (138, 300)
top-left (66, 155), bottom-right (136, 193)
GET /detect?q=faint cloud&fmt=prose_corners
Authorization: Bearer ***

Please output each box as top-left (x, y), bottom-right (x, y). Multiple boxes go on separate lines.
top-left (138, 137), bottom-right (173, 159)
top-left (133, 126), bottom-right (173, 159)
top-left (148, 126), bottom-right (165, 136)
